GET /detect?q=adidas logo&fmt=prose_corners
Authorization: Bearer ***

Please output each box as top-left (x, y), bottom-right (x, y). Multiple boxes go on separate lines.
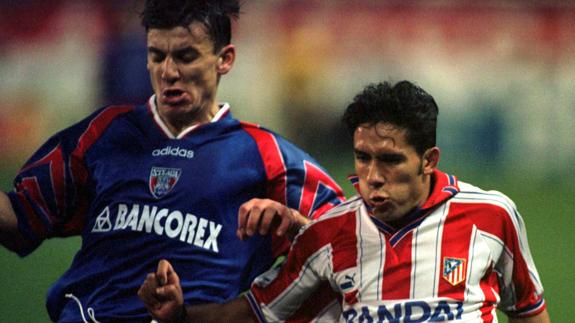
top-left (152, 146), bottom-right (194, 159)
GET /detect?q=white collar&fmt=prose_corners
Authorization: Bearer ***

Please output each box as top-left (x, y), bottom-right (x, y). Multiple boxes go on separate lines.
top-left (148, 95), bottom-right (230, 139)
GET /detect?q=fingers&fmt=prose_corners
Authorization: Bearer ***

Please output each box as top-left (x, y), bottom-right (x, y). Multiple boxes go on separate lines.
top-left (258, 207), bottom-right (278, 235)
top-left (274, 207), bottom-right (293, 237)
top-left (237, 200), bottom-right (251, 240)
top-left (238, 199), bottom-right (270, 239)
top-left (139, 261), bottom-right (185, 321)
top-left (156, 283), bottom-right (182, 300)
top-left (138, 273), bottom-right (161, 310)
top-left (237, 199), bottom-right (297, 240)
top-left (160, 259), bottom-right (180, 286)
top-left (140, 260), bottom-right (180, 303)
top-left (156, 259), bottom-right (172, 286)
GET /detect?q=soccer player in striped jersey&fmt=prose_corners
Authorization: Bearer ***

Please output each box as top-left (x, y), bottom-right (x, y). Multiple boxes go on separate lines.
top-left (139, 81), bottom-right (550, 322)
top-left (0, 1), bottom-right (344, 322)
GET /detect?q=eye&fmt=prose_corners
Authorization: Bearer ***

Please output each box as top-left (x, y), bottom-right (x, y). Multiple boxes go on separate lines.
top-left (151, 55), bottom-right (164, 63)
top-left (378, 154), bottom-right (405, 165)
top-left (174, 48), bottom-right (199, 64)
top-left (148, 49), bottom-right (165, 63)
top-left (178, 53), bottom-right (198, 63)
top-left (354, 151), bottom-right (370, 163)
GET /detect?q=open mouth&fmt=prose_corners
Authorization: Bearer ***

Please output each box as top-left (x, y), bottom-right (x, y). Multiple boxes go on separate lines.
top-left (164, 89), bottom-right (183, 97)
top-left (161, 89), bottom-right (187, 105)
top-left (369, 196), bottom-right (390, 208)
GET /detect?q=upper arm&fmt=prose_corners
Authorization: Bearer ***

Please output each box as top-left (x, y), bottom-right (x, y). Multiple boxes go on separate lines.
top-left (497, 205), bottom-right (546, 315)
top-left (8, 135), bottom-right (79, 253)
top-left (469, 193), bottom-right (546, 317)
top-left (7, 106), bottom-right (132, 255)
top-left (240, 124), bottom-right (345, 218)
top-left (274, 137), bottom-right (345, 219)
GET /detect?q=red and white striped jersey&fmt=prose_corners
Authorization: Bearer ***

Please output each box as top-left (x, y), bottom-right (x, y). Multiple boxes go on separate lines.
top-left (246, 170), bottom-right (545, 322)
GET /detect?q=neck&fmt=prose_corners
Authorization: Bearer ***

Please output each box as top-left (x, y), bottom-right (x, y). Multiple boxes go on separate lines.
top-left (419, 173), bottom-right (434, 207)
top-left (163, 110), bottom-right (215, 136)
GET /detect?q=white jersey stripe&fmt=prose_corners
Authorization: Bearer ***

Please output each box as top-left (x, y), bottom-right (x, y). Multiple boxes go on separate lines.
top-left (410, 202), bottom-right (449, 299)
top-left (357, 204), bottom-right (385, 303)
top-left (465, 225), bottom-right (487, 304)
top-left (266, 244), bottom-right (333, 317)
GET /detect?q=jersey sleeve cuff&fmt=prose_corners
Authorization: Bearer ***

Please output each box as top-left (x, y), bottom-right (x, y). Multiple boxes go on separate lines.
top-left (6, 191), bottom-right (43, 256)
top-left (507, 297), bottom-right (546, 318)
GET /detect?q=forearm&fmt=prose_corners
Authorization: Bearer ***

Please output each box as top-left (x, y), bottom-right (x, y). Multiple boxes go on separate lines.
top-left (509, 309), bottom-right (550, 323)
top-left (0, 191), bottom-right (26, 252)
top-left (180, 298), bottom-right (255, 323)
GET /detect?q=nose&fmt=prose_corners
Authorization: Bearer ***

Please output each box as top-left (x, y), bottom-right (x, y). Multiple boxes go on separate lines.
top-left (161, 57), bottom-right (180, 83)
top-left (366, 162), bottom-right (385, 189)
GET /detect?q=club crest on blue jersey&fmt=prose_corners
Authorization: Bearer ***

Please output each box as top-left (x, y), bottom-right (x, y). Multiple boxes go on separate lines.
top-left (443, 257), bottom-right (467, 286)
top-left (149, 167), bottom-right (182, 199)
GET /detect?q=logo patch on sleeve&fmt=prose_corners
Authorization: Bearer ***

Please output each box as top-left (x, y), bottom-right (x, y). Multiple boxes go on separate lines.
top-left (442, 257), bottom-right (467, 286)
top-left (149, 167), bottom-right (182, 199)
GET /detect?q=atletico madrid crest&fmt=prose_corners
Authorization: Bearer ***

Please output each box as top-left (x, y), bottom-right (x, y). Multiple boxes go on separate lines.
top-left (442, 257), bottom-right (467, 286)
top-left (149, 167), bottom-right (182, 199)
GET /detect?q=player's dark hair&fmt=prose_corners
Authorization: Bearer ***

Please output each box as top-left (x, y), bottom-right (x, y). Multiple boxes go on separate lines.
top-left (140, 0), bottom-right (241, 52)
top-left (342, 80), bottom-right (438, 155)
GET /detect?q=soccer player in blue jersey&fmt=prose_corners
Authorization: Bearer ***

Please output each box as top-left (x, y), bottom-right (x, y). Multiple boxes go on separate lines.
top-left (0, 0), bottom-right (344, 321)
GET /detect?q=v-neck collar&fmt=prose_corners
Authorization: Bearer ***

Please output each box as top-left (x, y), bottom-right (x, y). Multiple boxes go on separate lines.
top-left (147, 95), bottom-right (231, 139)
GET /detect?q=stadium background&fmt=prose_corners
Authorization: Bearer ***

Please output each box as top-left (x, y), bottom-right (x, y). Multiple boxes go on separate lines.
top-left (0, 0), bottom-right (573, 321)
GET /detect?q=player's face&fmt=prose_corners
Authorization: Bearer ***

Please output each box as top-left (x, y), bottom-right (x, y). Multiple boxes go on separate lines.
top-left (353, 123), bottom-right (437, 222)
top-left (147, 22), bottom-right (234, 132)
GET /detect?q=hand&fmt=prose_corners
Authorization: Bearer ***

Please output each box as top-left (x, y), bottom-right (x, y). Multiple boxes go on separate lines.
top-left (236, 198), bottom-right (309, 240)
top-left (138, 259), bottom-right (186, 322)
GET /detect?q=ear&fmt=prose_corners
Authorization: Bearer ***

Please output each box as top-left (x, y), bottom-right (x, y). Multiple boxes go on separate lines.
top-left (422, 147), bottom-right (440, 175)
top-left (216, 44), bottom-right (235, 75)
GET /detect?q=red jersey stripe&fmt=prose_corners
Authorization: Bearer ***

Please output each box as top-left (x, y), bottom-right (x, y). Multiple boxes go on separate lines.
top-left (71, 105), bottom-right (134, 185)
top-left (299, 161), bottom-right (345, 218)
top-left (381, 232), bottom-right (413, 300)
top-left (240, 122), bottom-right (287, 204)
top-left (438, 207), bottom-right (473, 299)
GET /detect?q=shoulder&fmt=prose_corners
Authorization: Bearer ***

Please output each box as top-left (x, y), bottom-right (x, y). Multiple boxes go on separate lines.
top-left (85, 104), bottom-right (137, 122)
top-left (295, 197), bottom-right (363, 242)
top-left (36, 104), bottom-right (136, 149)
top-left (239, 121), bottom-right (304, 151)
top-left (449, 180), bottom-right (525, 238)
top-left (238, 121), bottom-right (283, 151)
top-left (89, 104), bottom-right (138, 127)
top-left (238, 121), bottom-right (325, 171)
top-left (452, 181), bottom-right (518, 214)
top-left (238, 121), bottom-right (274, 137)
top-left (62, 104), bottom-right (137, 135)
top-left (73, 104), bottom-right (137, 138)
top-left (315, 195), bottom-right (364, 220)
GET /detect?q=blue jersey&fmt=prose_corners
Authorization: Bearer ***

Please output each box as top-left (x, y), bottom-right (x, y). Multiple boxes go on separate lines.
top-left (8, 97), bottom-right (345, 322)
